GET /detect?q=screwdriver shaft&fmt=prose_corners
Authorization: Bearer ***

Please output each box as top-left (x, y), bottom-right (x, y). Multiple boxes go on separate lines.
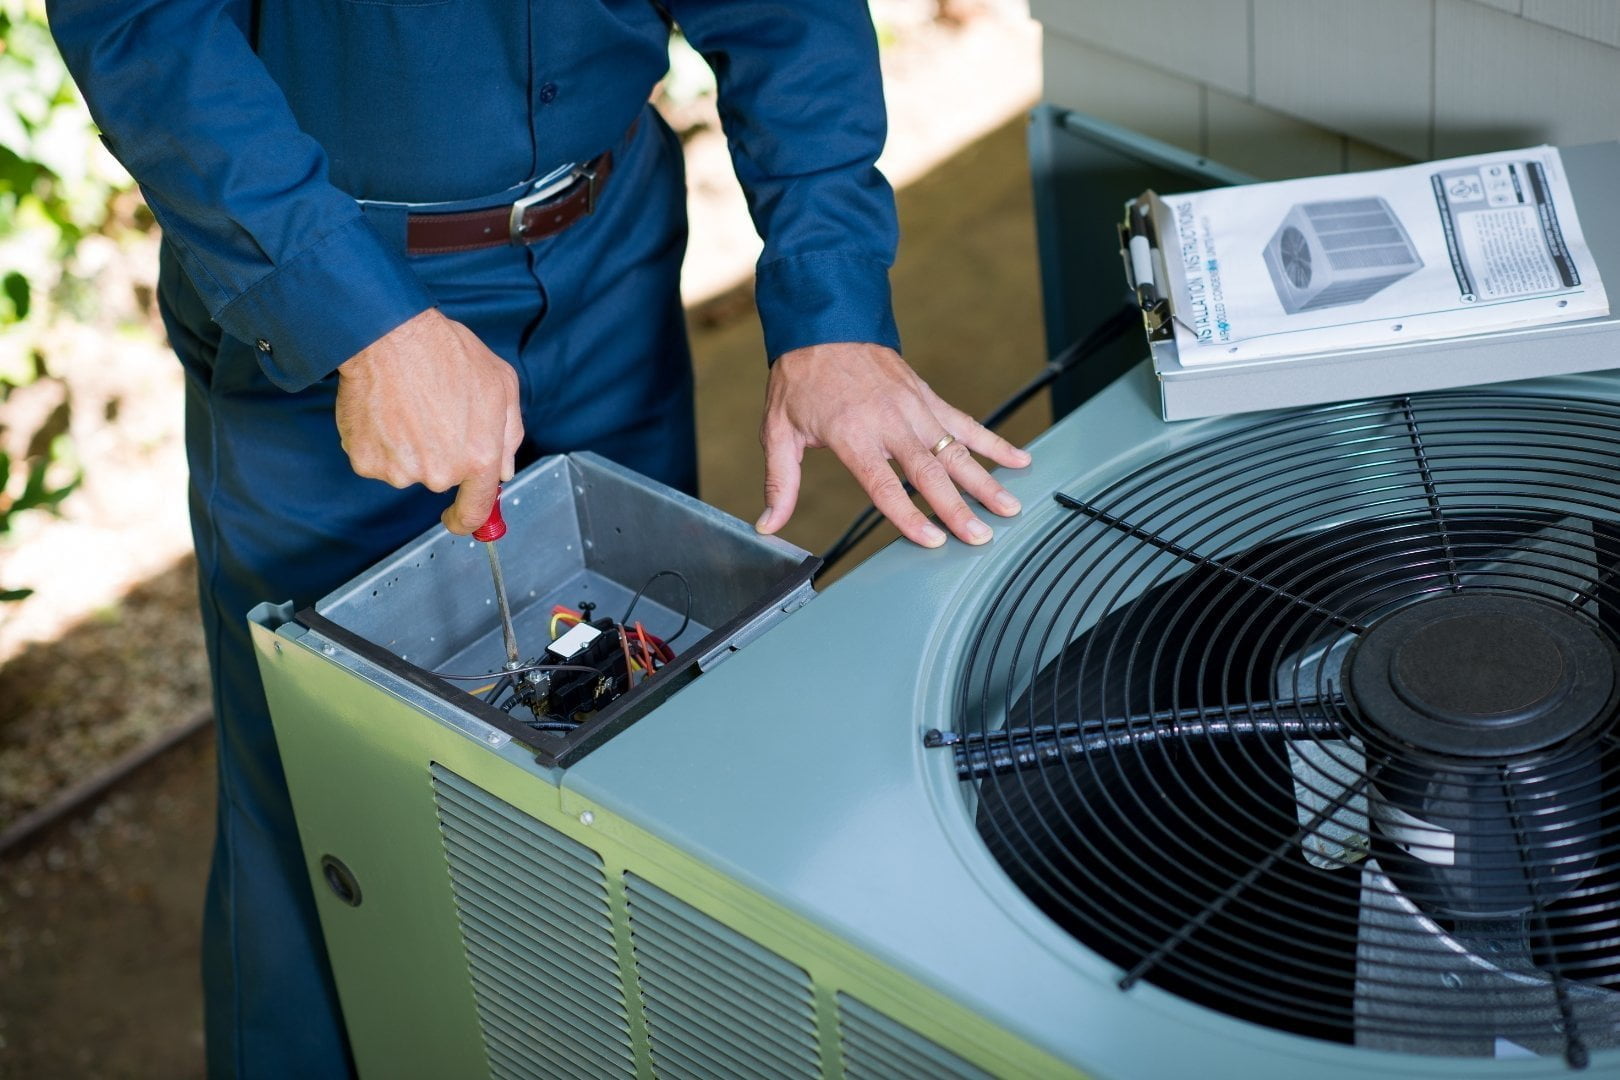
top-left (483, 541), bottom-right (521, 666)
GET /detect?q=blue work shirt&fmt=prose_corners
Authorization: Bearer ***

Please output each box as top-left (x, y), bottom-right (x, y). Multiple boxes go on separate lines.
top-left (48, 0), bottom-right (901, 392)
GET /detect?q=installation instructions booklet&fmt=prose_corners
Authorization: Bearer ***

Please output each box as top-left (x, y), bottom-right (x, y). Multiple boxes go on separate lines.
top-left (1159, 146), bottom-right (1609, 366)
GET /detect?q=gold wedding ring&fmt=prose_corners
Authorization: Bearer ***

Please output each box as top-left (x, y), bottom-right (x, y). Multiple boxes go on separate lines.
top-left (929, 433), bottom-right (958, 456)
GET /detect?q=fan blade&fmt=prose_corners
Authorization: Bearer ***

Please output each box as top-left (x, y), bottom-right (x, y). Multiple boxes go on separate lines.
top-left (1287, 739), bottom-right (1370, 870)
top-left (1352, 860), bottom-right (1619, 1061)
top-left (1454, 513), bottom-right (1599, 608)
top-left (1274, 630), bottom-right (1371, 869)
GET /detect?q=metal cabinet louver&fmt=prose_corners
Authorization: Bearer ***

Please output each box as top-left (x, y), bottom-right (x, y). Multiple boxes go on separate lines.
top-left (625, 874), bottom-right (821, 1079)
top-left (838, 994), bottom-right (992, 1080)
top-left (416, 764), bottom-right (1033, 1078)
top-left (432, 765), bottom-right (636, 1079)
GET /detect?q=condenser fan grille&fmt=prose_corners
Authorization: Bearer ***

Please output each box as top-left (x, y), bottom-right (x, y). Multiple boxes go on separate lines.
top-left (936, 392), bottom-right (1620, 1069)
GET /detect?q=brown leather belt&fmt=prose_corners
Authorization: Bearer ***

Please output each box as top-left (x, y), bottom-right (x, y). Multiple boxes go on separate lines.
top-left (404, 123), bottom-right (634, 255)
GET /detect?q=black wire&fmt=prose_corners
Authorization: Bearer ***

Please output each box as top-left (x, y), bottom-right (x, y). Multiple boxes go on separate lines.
top-left (622, 569), bottom-right (693, 643)
top-left (816, 302), bottom-right (1141, 577)
top-left (820, 506), bottom-right (885, 574)
top-left (433, 662), bottom-right (605, 681)
top-left (500, 696), bottom-right (582, 733)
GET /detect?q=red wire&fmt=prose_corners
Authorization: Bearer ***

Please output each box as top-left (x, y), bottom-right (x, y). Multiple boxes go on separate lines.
top-left (617, 626), bottom-right (638, 684)
top-left (549, 601), bottom-right (673, 672)
top-left (638, 629), bottom-right (675, 663)
top-left (634, 622), bottom-right (657, 672)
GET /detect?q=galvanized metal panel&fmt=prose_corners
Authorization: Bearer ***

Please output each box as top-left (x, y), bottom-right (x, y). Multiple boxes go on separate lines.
top-left (839, 994), bottom-right (992, 1080)
top-left (625, 873), bottom-right (821, 1079)
top-left (432, 765), bottom-right (636, 1079)
top-left (314, 452), bottom-right (801, 672)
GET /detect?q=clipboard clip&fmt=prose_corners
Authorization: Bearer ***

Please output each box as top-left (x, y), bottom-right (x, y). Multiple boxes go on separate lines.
top-left (1119, 191), bottom-right (1174, 340)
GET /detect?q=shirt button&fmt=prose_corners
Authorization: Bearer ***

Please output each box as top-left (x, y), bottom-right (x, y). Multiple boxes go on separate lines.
top-left (539, 82), bottom-right (558, 104)
top-left (255, 339), bottom-right (273, 354)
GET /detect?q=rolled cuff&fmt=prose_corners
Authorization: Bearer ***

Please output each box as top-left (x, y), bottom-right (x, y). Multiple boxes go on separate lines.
top-left (214, 214), bottom-right (437, 392)
top-left (754, 251), bottom-right (900, 362)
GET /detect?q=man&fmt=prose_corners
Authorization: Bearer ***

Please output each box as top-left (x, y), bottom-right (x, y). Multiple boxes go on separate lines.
top-left (48, 1), bottom-right (1030, 1074)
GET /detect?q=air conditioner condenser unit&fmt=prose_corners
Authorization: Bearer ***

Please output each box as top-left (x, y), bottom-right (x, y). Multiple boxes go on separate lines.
top-left (253, 363), bottom-right (1620, 1079)
top-left (1263, 196), bottom-right (1423, 313)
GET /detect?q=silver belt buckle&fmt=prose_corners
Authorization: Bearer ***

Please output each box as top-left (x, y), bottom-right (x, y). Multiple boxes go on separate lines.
top-left (508, 161), bottom-right (599, 243)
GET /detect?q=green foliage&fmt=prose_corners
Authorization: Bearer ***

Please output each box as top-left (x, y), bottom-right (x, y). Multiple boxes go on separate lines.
top-left (0, 0), bottom-right (130, 603)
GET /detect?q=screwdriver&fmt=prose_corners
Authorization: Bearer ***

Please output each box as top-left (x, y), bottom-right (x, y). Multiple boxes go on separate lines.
top-left (473, 486), bottom-right (522, 668)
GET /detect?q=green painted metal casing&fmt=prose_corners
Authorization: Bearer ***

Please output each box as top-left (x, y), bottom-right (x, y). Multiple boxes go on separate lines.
top-left (250, 110), bottom-right (1620, 1078)
top-left (254, 362), bottom-right (1620, 1080)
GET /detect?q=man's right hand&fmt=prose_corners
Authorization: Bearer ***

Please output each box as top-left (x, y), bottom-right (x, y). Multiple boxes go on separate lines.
top-left (335, 308), bottom-right (524, 535)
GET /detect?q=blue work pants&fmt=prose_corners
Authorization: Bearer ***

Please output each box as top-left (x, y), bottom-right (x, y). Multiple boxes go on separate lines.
top-left (157, 108), bottom-right (695, 1078)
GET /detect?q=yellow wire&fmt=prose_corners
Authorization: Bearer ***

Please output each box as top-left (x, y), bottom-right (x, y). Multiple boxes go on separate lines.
top-left (547, 610), bottom-right (644, 673)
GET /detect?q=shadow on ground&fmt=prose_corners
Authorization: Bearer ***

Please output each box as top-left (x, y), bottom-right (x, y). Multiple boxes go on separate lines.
top-left (0, 114), bottom-right (1048, 1078)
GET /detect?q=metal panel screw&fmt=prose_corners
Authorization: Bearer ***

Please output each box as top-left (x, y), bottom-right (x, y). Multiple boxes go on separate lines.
top-left (273, 642), bottom-right (282, 654)
top-left (1440, 972), bottom-right (1462, 990)
top-left (578, 811), bottom-right (595, 826)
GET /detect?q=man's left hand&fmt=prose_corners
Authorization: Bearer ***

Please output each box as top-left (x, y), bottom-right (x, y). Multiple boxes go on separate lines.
top-left (755, 342), bottom-right (1032, 548)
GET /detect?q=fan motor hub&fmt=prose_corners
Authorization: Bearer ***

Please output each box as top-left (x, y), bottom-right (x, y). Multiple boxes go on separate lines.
top-left (1343, 592), bottom-right (1616, 758)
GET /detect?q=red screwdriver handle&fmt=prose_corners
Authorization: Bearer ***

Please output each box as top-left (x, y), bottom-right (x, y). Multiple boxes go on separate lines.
top-left (472, 485), bottom-right (507, 542)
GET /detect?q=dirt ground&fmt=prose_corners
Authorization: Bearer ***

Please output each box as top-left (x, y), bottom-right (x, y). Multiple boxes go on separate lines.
top-left (0, 113), bottom-right (1049, 1077)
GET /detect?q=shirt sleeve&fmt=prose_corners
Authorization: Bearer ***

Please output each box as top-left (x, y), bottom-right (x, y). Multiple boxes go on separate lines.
top-left (666, 1), bottom-right (902, 361)
top-left (47, 0), bottom-right (436, 392)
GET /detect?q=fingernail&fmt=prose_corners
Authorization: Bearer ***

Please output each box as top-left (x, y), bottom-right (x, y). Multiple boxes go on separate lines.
top-left (755, 507), bottom-right (774, 532)
top-left (994, 491), bottom-right (1021, 513)
top-left (1013, 449), bottom-right (1032, 466)
top-left (921, 523), bottom-right (947, 547)
top-left (966, 519), bottom-right (993, 544)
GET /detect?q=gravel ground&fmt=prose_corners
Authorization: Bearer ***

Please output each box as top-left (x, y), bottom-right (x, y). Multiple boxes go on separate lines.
top-left (0, 558), bottom-right (208, 828)
top-left (0, 732), bottom-right (215, 1078)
